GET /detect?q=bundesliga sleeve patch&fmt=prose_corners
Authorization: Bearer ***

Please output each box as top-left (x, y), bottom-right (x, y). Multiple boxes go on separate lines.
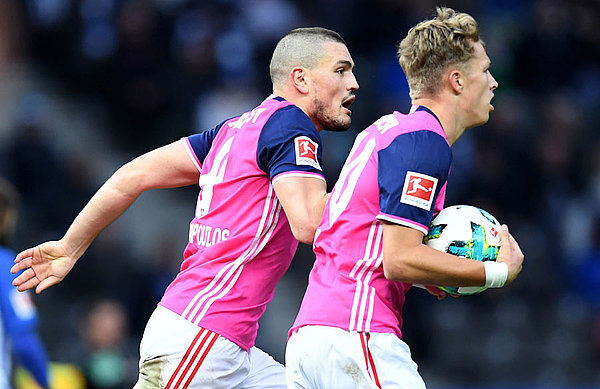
top-left (294, 136), bottom-right (321, 170)
top-left (400, 171), bottom-right (438, 211)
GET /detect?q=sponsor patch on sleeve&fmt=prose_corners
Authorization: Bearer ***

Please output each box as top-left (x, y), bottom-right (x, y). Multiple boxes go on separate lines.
top-left (400, 171), bottom-right (438, 211)
top-left (294, 136), bottom-right (321, 170)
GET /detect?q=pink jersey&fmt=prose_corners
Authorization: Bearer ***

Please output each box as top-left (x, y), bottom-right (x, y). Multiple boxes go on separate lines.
top-left (291, 106), bottom-right (452, 339)
top-left (160, 96), bottom-right (325, 350)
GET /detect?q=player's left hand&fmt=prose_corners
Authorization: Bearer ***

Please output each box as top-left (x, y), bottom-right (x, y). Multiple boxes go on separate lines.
top-left (11, 240), bottom-right (77, 294)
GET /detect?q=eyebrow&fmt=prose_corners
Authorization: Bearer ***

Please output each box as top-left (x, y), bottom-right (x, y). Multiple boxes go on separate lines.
top-left (335, 60), bottom-right (354, 69)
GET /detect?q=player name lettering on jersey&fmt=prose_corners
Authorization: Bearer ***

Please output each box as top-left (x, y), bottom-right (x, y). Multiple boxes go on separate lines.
top-left (373, 114), bottom-right (400, 134)
top-left (228, 108), bottom-right (267, 130)
top-left (189, 221), bottom-right (230, 247)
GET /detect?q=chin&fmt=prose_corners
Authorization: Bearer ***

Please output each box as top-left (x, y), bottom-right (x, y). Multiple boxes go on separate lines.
top-left (467, 116), bottom-right (489, 129)
top-left (322, 116), bottom-right (352, 132)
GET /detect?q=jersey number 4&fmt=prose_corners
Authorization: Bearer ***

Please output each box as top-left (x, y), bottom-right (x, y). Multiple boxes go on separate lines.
top-left (196, 137), bottom-right (234, 218)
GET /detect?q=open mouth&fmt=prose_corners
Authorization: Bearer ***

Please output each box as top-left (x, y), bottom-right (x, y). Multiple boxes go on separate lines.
top-left (342, 95), bottom-right (355, 112)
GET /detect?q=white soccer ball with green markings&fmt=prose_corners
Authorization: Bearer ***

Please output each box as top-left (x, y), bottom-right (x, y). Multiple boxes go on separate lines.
top-left (424, 205), bottom-right (502, 295)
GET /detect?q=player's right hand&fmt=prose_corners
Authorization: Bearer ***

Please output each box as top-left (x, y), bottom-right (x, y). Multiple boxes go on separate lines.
top-left (11, 241), bottom-right (77, 294)
top-left (496, 224), bottom-right (524, 285)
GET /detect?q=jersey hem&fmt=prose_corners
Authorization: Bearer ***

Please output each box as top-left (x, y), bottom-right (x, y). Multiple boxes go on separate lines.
top-left (289, 322), bottom-right (402, 341)
top-left (157, 303), bottom-right (254, 351)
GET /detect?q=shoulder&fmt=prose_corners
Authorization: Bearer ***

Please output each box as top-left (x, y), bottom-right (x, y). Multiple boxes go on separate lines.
top-left (264, 105), bottom-right (317, 135)
top-left (258, 105), bottom-right (320, 148)
top-left (378, 129), bottom-right (452, 175)
top-left (265, 104), bottom-right (317, 131)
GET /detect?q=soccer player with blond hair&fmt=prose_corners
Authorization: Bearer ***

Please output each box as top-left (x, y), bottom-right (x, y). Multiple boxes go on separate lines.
top-left (285, 8), bottom-right (524, 388)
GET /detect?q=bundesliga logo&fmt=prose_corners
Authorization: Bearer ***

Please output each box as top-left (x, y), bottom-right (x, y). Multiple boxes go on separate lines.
top-left (400, 171), bottom-right (437, 211)
top-left (294, 136), bottom-right (321, 170)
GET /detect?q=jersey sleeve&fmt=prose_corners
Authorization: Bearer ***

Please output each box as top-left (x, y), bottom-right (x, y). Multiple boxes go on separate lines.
top-left (256, 106), bottom-right (325, 183)
top-left (182, 120), bottom-right (228, 171)
top-left (376, 130), bottom-right (452, 234)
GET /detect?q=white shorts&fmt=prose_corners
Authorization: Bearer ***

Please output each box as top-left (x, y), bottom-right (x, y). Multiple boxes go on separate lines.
top-left (285, 325), bottom-right (427, 389)
top-left (134, 305), bottom-right (286, 389)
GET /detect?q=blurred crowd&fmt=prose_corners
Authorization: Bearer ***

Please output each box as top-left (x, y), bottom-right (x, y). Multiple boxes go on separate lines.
top-left (1, 0), bottom-right (599, 388)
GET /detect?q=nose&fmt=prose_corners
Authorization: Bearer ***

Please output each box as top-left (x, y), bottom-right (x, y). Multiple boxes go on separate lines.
top-left (490, 72), bottom-right (498, 91)
top-left (348, 71), bottom-right (359, 91)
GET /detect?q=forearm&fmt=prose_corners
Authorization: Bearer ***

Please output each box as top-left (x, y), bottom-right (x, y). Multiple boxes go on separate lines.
top-left (61, 164), bottom-right (144, 259)
top-left (384, 244), bottom-right (486, 286)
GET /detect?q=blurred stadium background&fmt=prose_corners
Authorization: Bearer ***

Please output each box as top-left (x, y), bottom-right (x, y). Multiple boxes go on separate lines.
top-left (1, 0), bottom-right (599, 388)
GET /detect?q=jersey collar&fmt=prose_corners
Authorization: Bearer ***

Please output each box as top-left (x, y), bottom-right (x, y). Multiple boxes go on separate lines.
top-left (410, 105), bottom-right (443, 128)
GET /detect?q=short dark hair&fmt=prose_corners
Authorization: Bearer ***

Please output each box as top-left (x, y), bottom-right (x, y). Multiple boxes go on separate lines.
top-left (269, 27), bottom-right (347, 88)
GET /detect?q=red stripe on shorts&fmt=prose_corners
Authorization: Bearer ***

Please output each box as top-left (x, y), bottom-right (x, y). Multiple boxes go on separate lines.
top-left (359, 332), bottom-right (382, 388)
top-left (165, 327), bottom-right (218, 389)
top-left (182, 332), bottom-right (219, 388)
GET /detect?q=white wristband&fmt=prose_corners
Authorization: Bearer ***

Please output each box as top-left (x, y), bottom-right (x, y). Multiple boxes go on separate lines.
top-left (484, 261), bottom-right (508, 288)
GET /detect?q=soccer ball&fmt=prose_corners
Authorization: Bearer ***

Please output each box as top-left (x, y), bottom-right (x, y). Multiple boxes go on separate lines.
top-left (424, 205), bottom-right (502, 295)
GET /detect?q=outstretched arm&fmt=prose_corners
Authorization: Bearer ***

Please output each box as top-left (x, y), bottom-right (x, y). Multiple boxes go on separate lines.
top-left (273, 176), bottom-right (328, 245)
top-left (12, 139), bottom-right (200, 293)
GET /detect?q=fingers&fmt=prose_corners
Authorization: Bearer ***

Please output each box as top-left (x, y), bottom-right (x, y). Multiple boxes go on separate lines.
top-left (424, 285), bottom-right (448, 300)
top-left (497, 224), bottom-right (516, 259)
top-left (11, 256), bottom-right (32, 274)
top-left (496, 224), bottom-right (524, 286)
top-left (13, 268), bottom-right (40, 291)
top-left (14, 248), bottom-right (33, 265)
top-left (37, 277), bottom-right (60, 294)
top-left (12, 267), bottom-right (33, 286)
top-left (509, 233), bottom-right (524, 257)
top-left (17, 277), bottom-right (40, 292)
top-left (499, 224), bottom-right (510, 245)
top-left (15, 247), bottom-right (33, 262)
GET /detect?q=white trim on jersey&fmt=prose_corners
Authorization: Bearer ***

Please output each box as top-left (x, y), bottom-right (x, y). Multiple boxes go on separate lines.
top-left (348, 221), bottom-right (384, 332)
top-left (182, 184), bottom-right (282, 324)
top-left (182, 138), bottom-right (203, 172)
top-left (376, 214), bottom-right (429, 235)
top-left (271, 171), bottom-right (326, 185)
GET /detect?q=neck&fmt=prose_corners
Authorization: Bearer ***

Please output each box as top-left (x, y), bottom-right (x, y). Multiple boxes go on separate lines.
top-left (411, 97), bottom-right (466, 146)
top-left (273, 88), bottom-right (322, 131)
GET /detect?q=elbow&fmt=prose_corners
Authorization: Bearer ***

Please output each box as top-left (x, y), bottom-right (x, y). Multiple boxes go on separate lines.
top-left (291, 224), bottom-right (317, 245)
top-left (112, 161), bottom-right (148, 196)
top-left (382, 263), bottom-right (400, 281)
top-left (289, 217), bottom-right (319, 245)
top-left (382, 254), bottom-right (412, 281)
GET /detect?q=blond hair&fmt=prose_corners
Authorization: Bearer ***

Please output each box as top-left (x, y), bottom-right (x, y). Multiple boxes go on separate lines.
top-left (398, 7), bottom-right (482, 99)
top-left (269, 27), bottom-right (347, 89)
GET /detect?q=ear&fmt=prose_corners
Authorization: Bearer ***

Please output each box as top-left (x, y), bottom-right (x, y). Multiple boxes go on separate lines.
top-left (448, 69), bottom-right (463, 95)
top-left (290, 67), bottom-right (310, 94)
